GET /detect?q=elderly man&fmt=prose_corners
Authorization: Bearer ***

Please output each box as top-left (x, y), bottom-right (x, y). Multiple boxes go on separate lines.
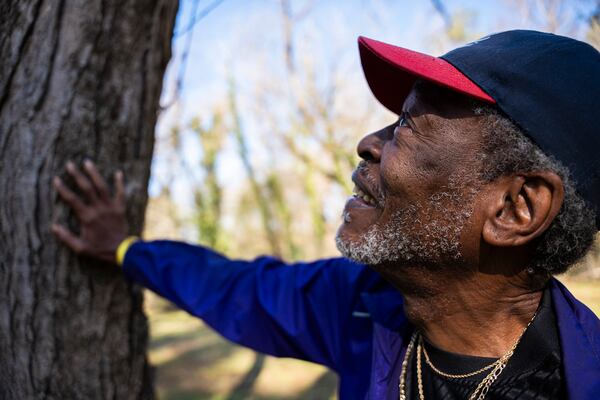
top-left (52, 30), bottom-right (599, 399)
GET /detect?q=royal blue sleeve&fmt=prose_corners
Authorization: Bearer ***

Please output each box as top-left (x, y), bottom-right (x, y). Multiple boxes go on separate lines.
top-left (121, 240), bottom-right (379, 372)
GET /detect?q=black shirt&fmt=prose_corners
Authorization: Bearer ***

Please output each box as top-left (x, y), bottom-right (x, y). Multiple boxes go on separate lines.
top-left (405, 287), bottom-right (565, 399)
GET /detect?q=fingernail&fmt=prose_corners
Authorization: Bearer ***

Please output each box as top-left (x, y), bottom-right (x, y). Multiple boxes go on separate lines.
top-left (66, 161), bottom-right (74, 171)
top-left (53, 176), bottom-right (61, 187)
top-left (84, 159), bottom-right (93, 169)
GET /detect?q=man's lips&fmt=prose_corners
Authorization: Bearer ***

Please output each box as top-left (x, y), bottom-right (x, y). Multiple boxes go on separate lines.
top-left (345, 195), bottom-right (376, 213)
top-left (351, 170), bottom-right (380, 207)
top-left (351, 186), bottom-right (377, 206)
top-left (342, 170), bottom-right (381, 224)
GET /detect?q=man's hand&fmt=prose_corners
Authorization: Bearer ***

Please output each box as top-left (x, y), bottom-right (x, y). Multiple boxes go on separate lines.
top-left (52, 160), bottom-right (129, 264)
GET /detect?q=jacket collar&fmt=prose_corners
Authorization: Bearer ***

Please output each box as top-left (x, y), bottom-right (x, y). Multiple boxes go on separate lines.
top-left (550, 278), bottom-right (600, 399)
top-left (362, 277), bottom-right (600, 399)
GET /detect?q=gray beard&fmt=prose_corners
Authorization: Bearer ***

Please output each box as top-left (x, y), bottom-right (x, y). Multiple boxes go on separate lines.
top-left (335, 187), bottom-right (477, 266)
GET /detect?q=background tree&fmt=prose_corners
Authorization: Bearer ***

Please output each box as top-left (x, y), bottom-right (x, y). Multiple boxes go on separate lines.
top-left (0, 0), bottom-right (178, 398)
top-left (190, 111), bottom-right (227, 251)
top-left (587, 1), bottom-right (600, 49)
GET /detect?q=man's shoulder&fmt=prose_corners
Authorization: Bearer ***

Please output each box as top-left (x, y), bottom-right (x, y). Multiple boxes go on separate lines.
top-left (550, 278), bottom-right (600, 328)
top-left (550, 278), bottom-right (600, 350)
top-left (293, 258), bottom-right (407, 327)
top-left (290, 257), bottom-right (381, 290)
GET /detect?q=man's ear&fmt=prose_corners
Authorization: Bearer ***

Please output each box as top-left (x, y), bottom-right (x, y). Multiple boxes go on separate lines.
top-left (482, 172), bottom-right (564, 247)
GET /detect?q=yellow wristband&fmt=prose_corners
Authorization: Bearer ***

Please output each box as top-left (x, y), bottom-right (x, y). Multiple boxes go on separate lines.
top-left (116, 236), bottom-right (140, 266)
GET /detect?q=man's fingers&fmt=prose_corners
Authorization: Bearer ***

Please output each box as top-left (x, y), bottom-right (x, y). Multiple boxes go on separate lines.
top-left (66, 161), bottom-right (98, 202)
top-left (51, 224), bottom-right (86, 254)
top-left (83, 159), bottom-right (110, 199)
top-left (114, 170), bottom-right (125, 206)
top-left (53, 176), bottom-right (88, 215)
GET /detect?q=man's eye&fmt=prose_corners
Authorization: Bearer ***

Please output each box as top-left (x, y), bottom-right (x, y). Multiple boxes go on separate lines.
top-left (393, 114), bottom-right (412, 139)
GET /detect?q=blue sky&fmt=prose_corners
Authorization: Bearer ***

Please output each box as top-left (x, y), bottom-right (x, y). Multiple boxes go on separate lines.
top-left (162, 0), bottom-right (594, 107)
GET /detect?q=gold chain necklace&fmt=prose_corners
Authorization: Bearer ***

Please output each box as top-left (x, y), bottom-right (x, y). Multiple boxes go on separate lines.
top-left (422, 338), bottom-right (498, 379)
top-left (399, 311), bottom-right (538, 400)
top-left (398, 332), bottom-right (417, 400)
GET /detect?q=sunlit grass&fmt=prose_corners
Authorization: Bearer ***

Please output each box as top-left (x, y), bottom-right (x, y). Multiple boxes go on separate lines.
top-left (146, 292), bottom-right (336, 400)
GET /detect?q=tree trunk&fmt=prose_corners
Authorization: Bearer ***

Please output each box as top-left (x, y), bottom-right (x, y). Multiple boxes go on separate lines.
top-left (0, 0), bottom-right (178, 398)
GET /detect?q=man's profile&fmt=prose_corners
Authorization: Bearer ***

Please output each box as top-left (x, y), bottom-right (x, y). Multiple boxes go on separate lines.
top-left (52, 30), bottom-right (600, 399)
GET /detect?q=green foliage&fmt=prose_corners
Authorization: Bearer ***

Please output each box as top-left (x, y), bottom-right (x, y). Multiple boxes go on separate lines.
top-left (191, 112), bottom-right (227, 252)
top-left (228, 78), bottom-right (284, 256)
top-left (587, 6), bottom-right (600, 50)
top-left (265, 172), bottom-right (301, 259)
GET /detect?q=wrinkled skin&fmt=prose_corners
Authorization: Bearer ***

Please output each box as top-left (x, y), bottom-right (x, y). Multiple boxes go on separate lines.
top-left (336, 82), bottom-right (484, 269)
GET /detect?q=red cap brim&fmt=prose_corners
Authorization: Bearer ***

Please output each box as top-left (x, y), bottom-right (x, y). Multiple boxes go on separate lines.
top-left (358, 36), bottom-right (495, 115)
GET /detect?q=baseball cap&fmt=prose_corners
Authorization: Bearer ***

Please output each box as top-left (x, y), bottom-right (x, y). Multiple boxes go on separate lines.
top-left (358, 30), bottom-right (600, 229)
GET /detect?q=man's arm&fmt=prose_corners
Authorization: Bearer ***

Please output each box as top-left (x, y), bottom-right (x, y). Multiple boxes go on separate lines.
top-left (122, 240), bottom-right (377, 369)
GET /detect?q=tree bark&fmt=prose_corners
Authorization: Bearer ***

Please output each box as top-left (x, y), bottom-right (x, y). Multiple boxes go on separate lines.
top-left (0, 0), bottom-right (178, 398)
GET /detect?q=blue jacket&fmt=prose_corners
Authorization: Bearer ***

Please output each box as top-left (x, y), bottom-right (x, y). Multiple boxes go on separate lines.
top-left (122, 240), bottom-right (600, 399)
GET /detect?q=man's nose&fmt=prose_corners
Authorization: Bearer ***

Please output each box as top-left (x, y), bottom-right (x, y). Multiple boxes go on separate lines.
top-left (357, 131), bottom-right (384, 162)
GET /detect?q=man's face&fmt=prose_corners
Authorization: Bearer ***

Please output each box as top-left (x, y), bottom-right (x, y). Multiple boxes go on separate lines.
top-left (336, 82), bottom-right (485, 267)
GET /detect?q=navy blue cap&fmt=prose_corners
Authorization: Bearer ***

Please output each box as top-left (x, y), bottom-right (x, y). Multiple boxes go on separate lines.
top-left (359, 30), bottom-right (600, 229)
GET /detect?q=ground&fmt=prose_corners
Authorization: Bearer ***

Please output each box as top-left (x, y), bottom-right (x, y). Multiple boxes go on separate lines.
top-left (146, 278), bottom-right (599, 400)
